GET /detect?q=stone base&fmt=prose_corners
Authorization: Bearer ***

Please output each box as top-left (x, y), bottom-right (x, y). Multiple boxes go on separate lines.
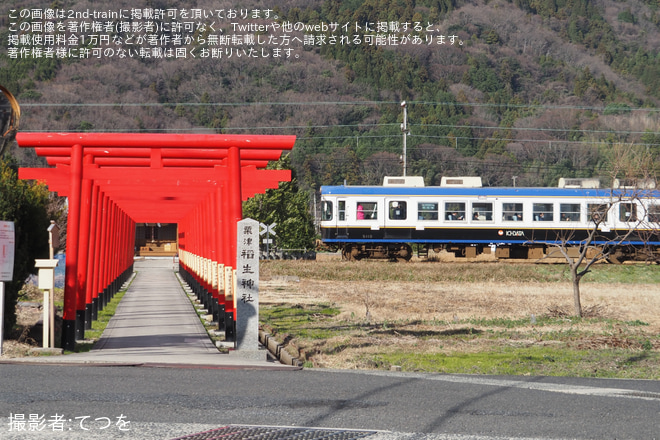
top-left (228, 349), bottom-right (267, 361)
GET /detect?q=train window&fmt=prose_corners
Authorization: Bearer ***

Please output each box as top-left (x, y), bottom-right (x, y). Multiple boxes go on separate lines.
top-left (389, 201), bottom-right (407, 220)
top-left (649, 204), bottom-right (660, 223)
top-left (338, 200), bottom-right (346, 221)
top-left (619, 203), bottom-right (637, 222)
top-left (560, 204), bottom-right (581, 222)
top-left (357, 202), bottom-right (378, 220)
top-left (418, 202), bottom-right (438, 220)
top-left (533, 203), bottom-right (553, 221)
top-left (321, 201), bottom-right (333, 221)
top-left (588, 203), bottom-right (609, 223)
top-left (471, 202), bottom-right (492, 221)
top-left (502, 203), bottom-right (523, 221)
top-left (445, 202), bottom-right (466, 221)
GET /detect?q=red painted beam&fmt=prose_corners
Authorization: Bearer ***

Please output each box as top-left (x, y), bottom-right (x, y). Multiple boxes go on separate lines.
top-left (46, 156), bottom-right (271, 169)
top-left (35, 146), bottom-right (285, 161)
top-left (21, 166), bottom-right (291, 200)
top-left (17, 132), bottom-right (296, 150)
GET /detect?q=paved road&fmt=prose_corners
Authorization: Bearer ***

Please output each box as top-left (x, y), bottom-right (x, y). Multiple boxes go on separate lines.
top-left (0, 365), bottom-right (659, 440)
top-left (0, 258), bottom-right (658, 439)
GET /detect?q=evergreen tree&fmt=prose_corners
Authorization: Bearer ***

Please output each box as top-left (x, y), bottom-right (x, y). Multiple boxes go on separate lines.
top-left (0, 158), bottom-right (50, 335)
top-left (242, 155), bottom-right (317, 253)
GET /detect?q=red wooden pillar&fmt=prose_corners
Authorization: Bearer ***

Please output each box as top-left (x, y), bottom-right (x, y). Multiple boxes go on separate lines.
top-left (75, 154), bottom-right (94, 339)
top-left (220, 182), bottom-right (231, 266)
top-left (109, 202), bottom-right (119, 297)
top-left (202, 194), bottom-right (211, 300)
top-left (225, 147), bottom-right (242, 341)
top-left (203, 199), bottom-right (210, 305)
top-left (62, 144), bottom-right (83, 351)
top-left (98, 193), bottom-right (110, 310)
top-left (124, 213), bottom-right (134, 274)
top-left (178, 215), bottom-right (186, 271)
top-left (117, 208), bottom-right (125, 286)
top-left (119, 209), bottom-right (129, 283)
top-left (219, 181), bottom-right (233, 337)
top-left (111, 203), bottom-right (120, 295)
top-left (105, 201), bottom-right (116, 306)
top-left (209, 190), bottom-right (220, 322)
top-left (84, 183), bottom-right (100, 328)
top-left (227, 146), bottom-right (242, 268)
top-left (91, 190), bottom-right (105, 320)
top-left (214, 186), bottom-right (226, 331)
top-left (190, 206), bottom-right (199, 286)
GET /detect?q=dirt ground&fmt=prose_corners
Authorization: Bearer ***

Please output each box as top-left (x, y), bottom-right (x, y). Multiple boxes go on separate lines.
top-left (1, 303), bottom-right (47, 358)
top-left (1, 283), bottom-right (63, 358)
top-left (259, 258), bottom-right (660, 370)
top-left (260, 276), bottom-right (660, 333)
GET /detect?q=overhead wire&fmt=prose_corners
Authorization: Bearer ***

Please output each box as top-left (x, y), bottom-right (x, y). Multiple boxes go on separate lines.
top-left (20, 100), bottom-right (660, 137)
top-left (19, 100), bottom-right (660, 113)
top-left (18, 100), bottom-right (660, 152)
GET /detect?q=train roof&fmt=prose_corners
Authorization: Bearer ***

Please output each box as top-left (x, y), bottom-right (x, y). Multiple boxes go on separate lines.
top-left (320, 185), bottom-right (660, 199)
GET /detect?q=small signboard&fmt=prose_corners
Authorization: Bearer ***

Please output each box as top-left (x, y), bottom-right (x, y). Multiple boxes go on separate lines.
top-left (0, 221), bottom-right (15, 282)
top-left (0, 221), bottom-right (14, 354)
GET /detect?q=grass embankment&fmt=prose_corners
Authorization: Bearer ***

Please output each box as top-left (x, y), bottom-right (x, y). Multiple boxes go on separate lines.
top-left (260, 260), bottom-right (660, 378)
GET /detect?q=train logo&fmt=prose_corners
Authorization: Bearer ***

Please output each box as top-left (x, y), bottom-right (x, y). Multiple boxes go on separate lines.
top-left (500, 230), bottom-right (525, 237)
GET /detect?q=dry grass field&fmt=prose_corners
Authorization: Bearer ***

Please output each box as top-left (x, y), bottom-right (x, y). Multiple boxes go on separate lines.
top-left (260, 256), bottom-right (660, 377)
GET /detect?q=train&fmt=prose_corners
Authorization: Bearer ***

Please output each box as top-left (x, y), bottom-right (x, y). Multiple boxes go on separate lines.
top-left (319, 176), bottom-right (660, 262)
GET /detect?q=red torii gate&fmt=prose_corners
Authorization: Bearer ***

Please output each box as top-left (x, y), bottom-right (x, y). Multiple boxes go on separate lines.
top-left (17, 132), bottom-right (295, 351)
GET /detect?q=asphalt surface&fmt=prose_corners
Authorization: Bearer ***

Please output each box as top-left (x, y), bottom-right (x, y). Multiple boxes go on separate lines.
top-left (0, 365), bottom-right (659, 440)
top-left (1, 258), bottom-right (658, 440)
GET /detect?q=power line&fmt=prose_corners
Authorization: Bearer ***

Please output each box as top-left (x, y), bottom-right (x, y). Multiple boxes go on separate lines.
top-left (20, 103), bottom-right (660, 137)
top-left (17, 100), bottom-right (660, 149)
top-left (20, 101), bottom-right (399, 108)
top-left (16, 128), bottom-right (660, 148)
top-left (18, 123), bottom-right (660, 139)
top-left (19, 100), bottom-right (660, 113)
top-left (418, 124), bottom-right (660, 137)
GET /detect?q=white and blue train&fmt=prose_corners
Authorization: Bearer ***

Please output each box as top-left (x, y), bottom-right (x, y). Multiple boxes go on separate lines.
top-left (320, 176), bottom-right (660, 262)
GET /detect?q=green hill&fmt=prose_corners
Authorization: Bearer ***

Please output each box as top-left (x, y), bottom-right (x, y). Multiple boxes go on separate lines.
top-left (2, 0), bottom-right (660, 189)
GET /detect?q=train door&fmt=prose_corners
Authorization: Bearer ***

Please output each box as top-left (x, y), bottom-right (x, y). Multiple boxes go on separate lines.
top-left (336, 199), bottom-right (348, 238)
top-left (321, 197), bottom-right (348, 239)
top-left (384, 198), bottom-right (411, 239)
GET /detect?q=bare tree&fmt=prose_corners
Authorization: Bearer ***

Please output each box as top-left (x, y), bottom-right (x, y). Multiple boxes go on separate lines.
top-left (544, 143), bottom-right (658, 317)
top-left (547, 204), bottom-right (634, 317)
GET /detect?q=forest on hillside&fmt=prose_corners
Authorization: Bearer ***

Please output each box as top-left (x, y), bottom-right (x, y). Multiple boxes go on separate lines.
top-left (2, 0), bottom-right (660, 194)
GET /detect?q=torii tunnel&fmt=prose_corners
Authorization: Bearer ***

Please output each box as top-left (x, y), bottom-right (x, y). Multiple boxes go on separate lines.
top-left (17, 132), bottom-right (296, 351)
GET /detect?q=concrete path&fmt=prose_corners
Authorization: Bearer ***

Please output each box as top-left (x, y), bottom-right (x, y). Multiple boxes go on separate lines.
top-left (5, 258), bottom-right (297, 370)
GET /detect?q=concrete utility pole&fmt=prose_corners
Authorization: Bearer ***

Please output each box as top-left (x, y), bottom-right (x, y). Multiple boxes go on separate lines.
top-left (401, 101), bottom-right (409, 177)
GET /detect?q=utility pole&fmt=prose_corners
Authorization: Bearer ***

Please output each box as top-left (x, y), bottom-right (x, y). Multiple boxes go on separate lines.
top-left (401, 101), bottom-right (409, 176)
